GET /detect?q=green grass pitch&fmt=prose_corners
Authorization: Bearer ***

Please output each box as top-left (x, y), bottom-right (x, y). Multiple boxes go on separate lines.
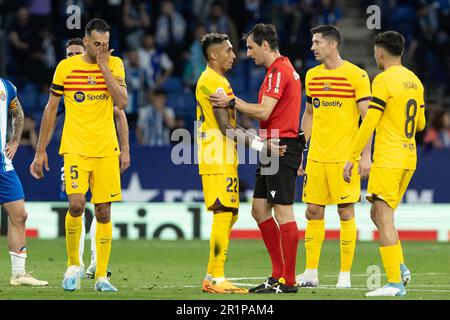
top-left (0, 239), bottom-right (448, 300)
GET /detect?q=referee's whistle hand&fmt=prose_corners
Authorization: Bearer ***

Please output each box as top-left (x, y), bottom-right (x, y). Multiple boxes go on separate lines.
top-left (343, 161), bottom-right (353, 183)
top-left (209, 93), bottom-right (229, 108)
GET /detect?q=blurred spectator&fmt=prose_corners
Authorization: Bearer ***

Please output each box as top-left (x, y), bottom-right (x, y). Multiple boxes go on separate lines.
top-left (155, 0), bottom-right (186, 75)
top-left (123, 0), bottom-right (151, 50)
top-left (423, 109), bottom-right (450, 149)
top-left (137, 33), bottom-right (174, 90)
top-left (192, 0), bottom-right (215, 21)
top-left (182, 23), bottom-right (207, 90)
top-left (155, 0), bottom-right (186, 48)
top-left (206, 2), bottom-right (239, 51)
top-left (28, 0), bottom-right (52, 30)
top-left (8, 7), bottom-right (33, 80)
top-left (136, 88), bottom-right (176, 146)
top-left (20, 115), bottom-right (38, 151)
top-left (124, 49), bottom-right (151, 129)
top-left (311, 0), bottom-right (342, 26)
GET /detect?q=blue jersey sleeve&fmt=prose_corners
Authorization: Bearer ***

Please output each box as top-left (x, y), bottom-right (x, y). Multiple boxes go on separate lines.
top-left (3, 79), bottom-right (17, 106)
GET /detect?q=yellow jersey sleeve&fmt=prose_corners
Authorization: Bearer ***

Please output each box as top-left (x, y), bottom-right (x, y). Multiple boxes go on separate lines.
top-left (417, 83), bottom-right (426, 132)
top-left (348, 74), bottom-right (386, 161)
top-left (50, 60), bottom-right (67, 96)
top-left (111, 57), bottom-right (126, 88)
top-left (354, 70), bottom-right (371, 102)
top-left (369, 74), bottom-right (389, 112)
top-left (305, 69), bottom-right (312, 104)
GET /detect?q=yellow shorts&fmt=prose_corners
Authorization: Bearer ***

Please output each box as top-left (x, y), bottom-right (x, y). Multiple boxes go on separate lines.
top-left (366, 167), bottom-right (414, 209)
top-left (201, 173), bottom-right (240, 211)
top-left (64, 153), bottom-right (121, 204)
top-left (302, 160), bottom-right (361, 205)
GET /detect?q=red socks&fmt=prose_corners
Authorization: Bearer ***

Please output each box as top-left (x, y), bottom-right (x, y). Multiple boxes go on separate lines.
top-left (258, 217), bottom-right (283, 279)
top-left (280, 221), bottom-right (299, 286)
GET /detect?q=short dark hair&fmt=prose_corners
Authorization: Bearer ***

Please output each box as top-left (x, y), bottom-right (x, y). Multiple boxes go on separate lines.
top-left (153, 88), bottom-right (167, 97)
top-left (66, 38), bottom-right (84, 48)
top-left (85, 18), bottom-right (111, 36)
top-left (311, 25), bottom-right (342, 49)
top-left (242, 23), bottom-right (279, 51)
top-left (374, 31), bottom-right (404, 56)
top-left (201, 33), bottom-right (229, 60)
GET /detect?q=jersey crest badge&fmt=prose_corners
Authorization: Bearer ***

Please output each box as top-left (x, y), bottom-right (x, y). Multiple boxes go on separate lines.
top-left (323, 82), bottom-right (331, 91)
top-left (87, 75), bottom-right (97, 85)
top-left (0, 91), bottom-right (6, 101)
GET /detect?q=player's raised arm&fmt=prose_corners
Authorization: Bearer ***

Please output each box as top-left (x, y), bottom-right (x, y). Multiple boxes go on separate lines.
top-left (113, 107), bottom-right (131, 172)
top-left (31, 93), bottom-right (62, 179)
top-left (97, 43), bottom-right (128, 109)
top-left (6, 97), bottom-right (24, 160)
top-left (213, 107), bottom-right (286, 155)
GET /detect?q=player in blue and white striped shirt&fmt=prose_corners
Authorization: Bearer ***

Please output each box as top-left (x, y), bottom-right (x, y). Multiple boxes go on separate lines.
top-left (0, 76), bottom-right (48, 286)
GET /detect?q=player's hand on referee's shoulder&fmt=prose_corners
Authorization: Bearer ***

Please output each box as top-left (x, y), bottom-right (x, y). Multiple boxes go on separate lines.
top-left (264, 139), bottom-right (287, 156)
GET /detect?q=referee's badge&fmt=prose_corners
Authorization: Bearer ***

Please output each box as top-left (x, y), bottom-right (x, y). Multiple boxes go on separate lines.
top-left (0, 91), bottom-right (6, 101)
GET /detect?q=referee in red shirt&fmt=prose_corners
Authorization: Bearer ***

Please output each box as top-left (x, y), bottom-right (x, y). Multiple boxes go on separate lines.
top-left (210, 23), bottom-right (304, 293)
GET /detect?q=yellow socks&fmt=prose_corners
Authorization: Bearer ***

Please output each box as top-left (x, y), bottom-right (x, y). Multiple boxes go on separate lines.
top-left (207, 212), bottom-right (233, 279)
top-left (379, 244), bottom-right (401, 283)
top-left (229, 213), bottom-right (238, 235)
top-left (65, 212), bottom-right (82, 266)
top-left (95, 221), bottom-right (112, 279)
top-left (305, 219), bottom-right (325, 270)
top-left (398, 240), bottom-right (405, 264)
top-left (340, 218), bottom-right (357, 272)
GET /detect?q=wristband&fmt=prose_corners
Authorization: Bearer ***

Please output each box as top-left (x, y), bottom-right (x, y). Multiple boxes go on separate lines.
top-left (250, 138), bottom-right (264, 152)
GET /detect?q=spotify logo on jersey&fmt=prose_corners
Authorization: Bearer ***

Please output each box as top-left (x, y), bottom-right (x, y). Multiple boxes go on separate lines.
top-left (313, 97), bottom-right (321, 108)
top-left (74, 91), bottom-right (85, 102)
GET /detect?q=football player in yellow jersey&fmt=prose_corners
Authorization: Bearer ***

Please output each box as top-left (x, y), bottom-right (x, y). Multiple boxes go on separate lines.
top-left (296, 25), bottom-right (373, 289)
top-left (30, 37), bottom-right (130, 279)
top-left (31, 19), bottom-right (127, 292)
top-left (196, 33), bottom-right (285, 293)
top-left (344, 31), bottom-right (426, 297)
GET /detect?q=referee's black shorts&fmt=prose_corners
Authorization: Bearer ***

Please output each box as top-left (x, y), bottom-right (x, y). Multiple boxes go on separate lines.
top-left (253, 138), bottom-right (302, 205)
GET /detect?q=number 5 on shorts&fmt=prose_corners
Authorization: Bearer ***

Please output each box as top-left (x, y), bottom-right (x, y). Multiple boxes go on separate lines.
top-left (70, 165), bottom-right (78, 180)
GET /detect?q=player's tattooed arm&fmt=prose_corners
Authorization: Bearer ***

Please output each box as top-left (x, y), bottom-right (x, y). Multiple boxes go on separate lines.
top-left (9, 98), bottom-right (24, 144)
top-left (6, 98), bottom-right (24, 159)
top-left (213, 107), bottom-right (251, 145)
top-left (213, 108), bottom-right (286, 156)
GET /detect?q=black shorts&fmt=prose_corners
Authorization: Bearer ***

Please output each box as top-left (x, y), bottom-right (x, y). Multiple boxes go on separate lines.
top-left (253, 138), bottom-right (302, 205)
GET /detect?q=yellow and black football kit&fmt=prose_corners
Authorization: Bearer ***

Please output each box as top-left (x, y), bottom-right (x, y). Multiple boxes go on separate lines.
top-left (196, 66), bottom-right (239, 210)
top-left (349, 65), bottom-right (426, 209)
top-left (303, 61), bottom-right (371, 205)
top-left (50, 54), bottom-right (125, 203)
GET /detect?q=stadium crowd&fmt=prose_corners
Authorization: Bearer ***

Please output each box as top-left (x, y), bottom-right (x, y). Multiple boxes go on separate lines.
top-left (0, 0), bottom-right (449, 149)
